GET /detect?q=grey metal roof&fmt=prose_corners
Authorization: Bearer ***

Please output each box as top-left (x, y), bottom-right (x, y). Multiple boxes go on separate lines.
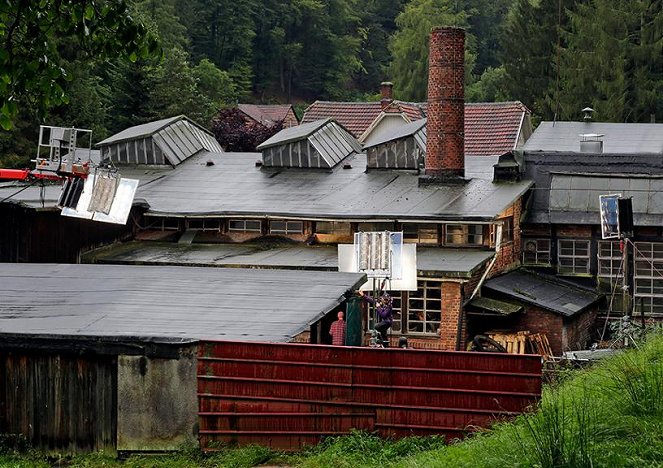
top-left (483, 269), bottom-right (602, 317)
top-left (137, 151), bottom-right (532, 221)
top-left (257, 118), bottom-right (331, 149)
top-left (0, 166), bottom-right (171, 210)
top-left (467, 296), bottom-right (523, 315)
top-left (524, 121), bottom-right (663, 153)
top-left (363, 119), bottom-right (427, 150)
top-left (522, 151), bottom-right (663, 225)
top-left (549, 174), bottom-right (663, 226)
top-left (85, 241), bottom-right (495, 277)
top-left (464, 155), bottom-right (499, 181)
top-left (97, 116), bottom-right (182, 146)
top-left (258, 119), bottom-right (362, 168)
top-left (0, 263), bottom-right (365, 342)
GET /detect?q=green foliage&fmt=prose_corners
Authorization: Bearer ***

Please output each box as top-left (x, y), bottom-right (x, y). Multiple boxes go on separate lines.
top-left (0, 0), bottom-right (160, 130)
top-left (466, 66), bottom-right (510, 103)
top-left (559, 0), bottom-right (663, 122)
top-left (193, 59), bottom-right (238, 108)
top-left (389, 0), bottom-right (476, 102)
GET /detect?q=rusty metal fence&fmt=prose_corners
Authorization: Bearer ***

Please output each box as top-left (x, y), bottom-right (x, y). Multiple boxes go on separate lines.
top-left (197, 342), bottom-right (542, 450)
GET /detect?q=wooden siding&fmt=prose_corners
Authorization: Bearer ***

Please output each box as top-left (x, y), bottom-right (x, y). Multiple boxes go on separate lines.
top-left (198, 341), bottom-right (542, 450)
top-left (0, 352), bottom-right (117, 453)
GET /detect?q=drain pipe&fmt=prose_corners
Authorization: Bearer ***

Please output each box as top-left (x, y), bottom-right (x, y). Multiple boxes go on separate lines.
top-left (457, 225), bottom-right (502, 350)
top-left (469, 223), bottom-right (503, 302)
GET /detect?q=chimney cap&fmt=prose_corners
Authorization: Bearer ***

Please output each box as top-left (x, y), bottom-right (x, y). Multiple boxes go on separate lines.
top-left (380, 81), bottom-right (393, 86)
top-left (430, 26), bottom-right (465, 33)
top-left (582, 107), bottom-right (595, 121)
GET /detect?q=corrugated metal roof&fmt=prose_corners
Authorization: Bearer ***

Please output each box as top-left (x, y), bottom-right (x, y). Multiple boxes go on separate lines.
top-left (97, 116), bottom-right (222, 166)
top-left (483, 269), bottom-right (602, 317)
top-left (0, 263), bottom-right (365, 342)
top-left (136, 151), bottom-right (532, 221)
top-left (87, 241), bottom-right (495, 277)
top-left (524, 121), bottom-right (663, 153)
top-left (97, 116), bottom-right (182, 146)
top-left (257, 119), bottom-right (331, 149)
top-left (258, 119), bottom-right (361, 169)
top-left (523, 151), bottom-right (663, 225)
top-left (363, 119), bottom-right (426, 150)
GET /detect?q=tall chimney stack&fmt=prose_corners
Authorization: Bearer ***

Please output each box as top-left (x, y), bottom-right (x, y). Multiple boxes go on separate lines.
top-left (422, 27), bottom-right (465, 183)
top-left (380, 81), bottom-right (393, 110)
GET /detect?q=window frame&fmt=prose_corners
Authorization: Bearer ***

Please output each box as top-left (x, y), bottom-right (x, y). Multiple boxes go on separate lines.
top-left (522, 238), bottom-right (552, 266)
top-left (269, 220), bottom-right (304, 235)
top-left (228, 219), bottom-right (262, 233)
top-left (557, 239), bottom-right (591, 275)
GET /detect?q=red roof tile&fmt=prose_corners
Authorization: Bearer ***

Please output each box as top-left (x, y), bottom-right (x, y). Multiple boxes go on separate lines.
top-left (302, 101), bottom-right (384, 137)
top-left (463, 102), bottom-right (530, 157)
top-left (303, 100), bottom-right (529, 156)
top-left (238, 104), bottom-right (298, 127)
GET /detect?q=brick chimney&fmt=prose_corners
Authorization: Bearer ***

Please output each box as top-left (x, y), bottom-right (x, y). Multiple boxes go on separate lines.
top-left (422, 27), bottom-right (465, 183)
top-left (380, 81), bottom-right (393, 110)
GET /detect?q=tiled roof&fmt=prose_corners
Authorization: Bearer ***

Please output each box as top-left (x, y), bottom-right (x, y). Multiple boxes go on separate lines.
top-left (420, 101), bottom-right (530, 156)
top-left (303, 100), bottom-right (530, 156)
top-left (238, 104), bottom-right (296, 127)
top-left (463, 102), bottom-right (530, 157)
top-left (302, 101), bottom-right (383, 137)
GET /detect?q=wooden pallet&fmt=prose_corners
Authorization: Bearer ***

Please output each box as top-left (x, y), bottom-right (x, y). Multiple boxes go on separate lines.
top-left (487, 331), bottom-right (529, 355)
top-left (528, 333), bottom-right (553, 360)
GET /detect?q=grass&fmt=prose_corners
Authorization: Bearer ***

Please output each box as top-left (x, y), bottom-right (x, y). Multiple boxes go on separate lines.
top-left (2, 334), bottom-right (663, 467)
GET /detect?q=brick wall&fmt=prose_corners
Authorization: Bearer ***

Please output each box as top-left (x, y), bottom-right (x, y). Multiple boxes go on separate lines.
top-left (425, 27), bottom-right (465, 178)
top-left (439, 281), bottom-right (463, 350)
top-left (556, 225), bottom-right (592, 238)
top-left (512, 307), bottom-right (565, 356)
top-left (565, 306), bottom-right (599, 351)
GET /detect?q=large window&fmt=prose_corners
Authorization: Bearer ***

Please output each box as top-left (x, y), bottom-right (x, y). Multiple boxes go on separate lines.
top-left (316, 221), bottom-right (351, 235)
top-left (269, 220), bottom-right (303, 235)
top-left (598, 241), bottom-right (623, 282)
top-left (558, 239), bottom-right (590, 275)
top-left (499, 217), bottom-right (514, 243)
top-left (522, 239), bottom-right (551, 265)
top-left (186, 218), bottom-right (221, 232)
top-left (407, 281), bottom-right (442, 335)
top-left (403, 223), bottom-right (439, 244)
top-left (445, 224), bottom-right (484, 245)
top-left (634, 242), bottom-right (663, 317)
top-left (228, 219), bottom-right (262, 232)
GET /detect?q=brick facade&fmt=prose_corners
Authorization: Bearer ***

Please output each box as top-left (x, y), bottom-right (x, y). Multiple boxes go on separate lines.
top-left (426, 27), bottom-right (465, 178)
top-left (439, 281), bottom-right (464, 350)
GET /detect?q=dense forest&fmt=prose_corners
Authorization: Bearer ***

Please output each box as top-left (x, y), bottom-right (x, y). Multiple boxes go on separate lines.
top-left (1, 0), bottom-right (662, 164)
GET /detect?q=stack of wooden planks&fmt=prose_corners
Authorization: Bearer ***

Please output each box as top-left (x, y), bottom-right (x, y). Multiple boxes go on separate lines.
top-left (486, 330), bottom-right (553, 360)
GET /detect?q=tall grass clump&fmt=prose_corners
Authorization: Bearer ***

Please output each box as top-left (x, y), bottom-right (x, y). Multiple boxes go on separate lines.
top-left (602, 336), bottom-right (663, 417)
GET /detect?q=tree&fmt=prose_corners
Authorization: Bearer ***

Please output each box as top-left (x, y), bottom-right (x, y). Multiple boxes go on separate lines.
top-left (389, 0), bottom-right (476, 102)
top-left (193, 59), bottom-right (238, 109)
top-left (0, 0), bottom-right (159, 129)
top-left (560, 0), bottom-right (663, 122)
top-left (211, 107), bottom-right (283, 152)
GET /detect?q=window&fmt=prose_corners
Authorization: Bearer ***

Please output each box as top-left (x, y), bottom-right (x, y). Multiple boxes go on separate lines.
top-left (633, 242), bottom-right (663, 317)
top-left (316, 221), bottom-right (351, 235)
top-left (597, 241), bottom-right (626, 314)
top-left (228, 219), bottom-right (262, 232)
top-left (403, 224), bottom-right (439, 244)
top-left (269, 220), bottom-right (303, 235)
top-left (388, 291), bottom-right (402, 333)
top-left (407, 281), bottom-right (442, 335)
top-left (523, 239), bottom-right (551, 265)
top-left (149, 216), bottom-right (181, 231)
top-left (186, 218), bottom-right (221, 232)
top-left (445, 224), bottom-right (484, 245)
top-left (557, 239), bottom-right (590, 275)
top-left (499, 217), bottom-right (514, 243)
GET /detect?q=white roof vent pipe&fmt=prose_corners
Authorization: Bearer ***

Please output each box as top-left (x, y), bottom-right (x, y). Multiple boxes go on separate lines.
top-left (579, 133), bottom-right (604, 153)
top-left (582, 107), bottom-right (595, 121)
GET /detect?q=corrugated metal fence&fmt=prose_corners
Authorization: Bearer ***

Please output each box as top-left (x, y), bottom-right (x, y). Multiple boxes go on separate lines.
top-left (197, 342), bottom-right (542, 450)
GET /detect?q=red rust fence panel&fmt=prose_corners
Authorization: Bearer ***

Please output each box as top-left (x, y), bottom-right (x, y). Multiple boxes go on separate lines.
top-left (198, 341), bottom-right (542, 450)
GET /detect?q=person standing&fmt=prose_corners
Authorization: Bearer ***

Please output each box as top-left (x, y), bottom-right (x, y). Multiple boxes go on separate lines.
top-left (329, 310), bottom-right (346, 346)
